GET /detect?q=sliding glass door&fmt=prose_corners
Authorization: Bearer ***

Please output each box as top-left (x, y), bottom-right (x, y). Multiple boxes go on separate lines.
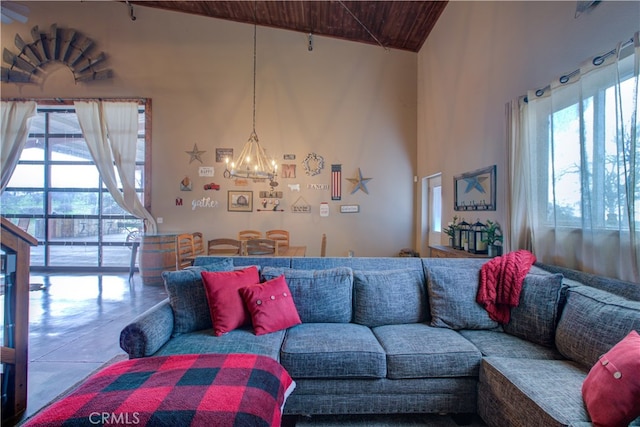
top-left (0, 101), bottom-right (149, 271)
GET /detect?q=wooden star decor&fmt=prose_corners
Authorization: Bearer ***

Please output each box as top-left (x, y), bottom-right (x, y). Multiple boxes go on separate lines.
top-left (347, 168), bottom-right (372, 195)
top-left (185, 144), bottom-right (206, 164)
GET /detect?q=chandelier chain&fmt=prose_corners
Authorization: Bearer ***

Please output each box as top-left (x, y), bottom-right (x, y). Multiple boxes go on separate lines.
top-left (252, 22), bottom-right (257, 134)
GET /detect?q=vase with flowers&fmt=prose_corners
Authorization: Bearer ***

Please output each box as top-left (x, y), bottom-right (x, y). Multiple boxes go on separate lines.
top-left (483, 220), bottom-right (503, 257)
top-left (443, 216), bottom-right (459, 247)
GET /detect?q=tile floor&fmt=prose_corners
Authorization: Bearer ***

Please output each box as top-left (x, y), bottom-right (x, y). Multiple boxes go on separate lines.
top-left (11, 272), bottom-right (168, 423)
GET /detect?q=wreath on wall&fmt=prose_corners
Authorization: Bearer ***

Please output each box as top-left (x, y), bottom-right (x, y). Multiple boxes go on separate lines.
top-left (302, 153), bottom-right (324, 176)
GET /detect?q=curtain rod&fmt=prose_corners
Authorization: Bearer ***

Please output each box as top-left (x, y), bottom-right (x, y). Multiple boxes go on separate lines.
top-left (524, 34), bottom-right (636, 103)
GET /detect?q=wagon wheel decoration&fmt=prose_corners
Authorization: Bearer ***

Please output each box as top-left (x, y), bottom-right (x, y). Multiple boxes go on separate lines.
top-left (302, 153), bottom-right (324, 176)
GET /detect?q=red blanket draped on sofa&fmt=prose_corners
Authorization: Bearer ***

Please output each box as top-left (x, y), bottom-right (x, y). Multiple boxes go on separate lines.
top-left (476, 249), bottom-right (536, 324)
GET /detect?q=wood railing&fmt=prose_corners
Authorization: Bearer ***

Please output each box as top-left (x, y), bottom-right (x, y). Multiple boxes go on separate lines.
top-left (1, 217), bottom-right (37, 425)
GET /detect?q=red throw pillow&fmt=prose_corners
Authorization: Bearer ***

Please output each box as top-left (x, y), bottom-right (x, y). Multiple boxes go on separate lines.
top-left (240, 275), bottom-right (301, 336)
top-left (582, 330), bottom-right (640, 427)
top-left (201, 266), bottom-right (260, 336)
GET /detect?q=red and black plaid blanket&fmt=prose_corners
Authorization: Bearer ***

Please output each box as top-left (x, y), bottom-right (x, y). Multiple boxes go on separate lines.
top-left (24, 353), bottom-right (295, 427)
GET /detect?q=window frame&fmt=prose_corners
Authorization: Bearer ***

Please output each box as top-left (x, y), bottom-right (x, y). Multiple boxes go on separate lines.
top-left (1, 98), bottom-right (152, 271)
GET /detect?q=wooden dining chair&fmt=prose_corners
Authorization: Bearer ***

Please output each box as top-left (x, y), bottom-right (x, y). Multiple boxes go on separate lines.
top-left (244, 238), bottom-right (278, 256)
top-left (176, 233), bottom-right (195, 270)
top-left (207, 238), bottom-right (243, 256)
top-left (192, 232), bottom-right (205, 256)
top-left (238, 230), bottom-right (262, 241)
top-left (321, 233), bottom-right (327, 257)
top-left (266, 229), bottom-right (289, 250)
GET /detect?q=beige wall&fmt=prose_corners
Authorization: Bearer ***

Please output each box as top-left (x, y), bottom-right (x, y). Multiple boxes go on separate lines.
top-left (1, 1), bottom-right (418, 257)
top-left (417, 0), bottom-right (639, 255)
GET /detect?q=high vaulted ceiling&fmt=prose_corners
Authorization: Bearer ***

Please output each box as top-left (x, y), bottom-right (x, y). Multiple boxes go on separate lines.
top-left (129, 1), bottom-right (448, 52)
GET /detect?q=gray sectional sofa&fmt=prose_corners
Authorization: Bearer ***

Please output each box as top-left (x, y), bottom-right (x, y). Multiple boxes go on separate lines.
top-left (119, 256), bottom-right (640, 426)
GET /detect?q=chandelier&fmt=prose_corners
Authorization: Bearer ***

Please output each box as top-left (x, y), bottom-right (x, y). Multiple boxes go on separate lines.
top-left (224, 22), bottom-right (277, 182)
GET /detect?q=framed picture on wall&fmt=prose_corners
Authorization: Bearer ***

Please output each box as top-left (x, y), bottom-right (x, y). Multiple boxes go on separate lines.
top-left (228, 190), bottom-right (253, 212)
top-left (454, 165), bottom-right (496, 211)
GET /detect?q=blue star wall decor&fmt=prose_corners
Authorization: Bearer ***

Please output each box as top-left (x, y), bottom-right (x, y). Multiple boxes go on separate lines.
top-left (454, 165), bottom-right (496, 211)
top-left (464, 175), bottom-right (488, 194)
top-left (347, 168), bottom-right (372, 195)
top-left (186, 144), bottom-right (206, 164)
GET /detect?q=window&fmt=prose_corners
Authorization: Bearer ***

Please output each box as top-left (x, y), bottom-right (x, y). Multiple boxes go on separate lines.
top-left (544, 76), bottom-right (637, 230)
top-left (514, 34), bottom-right (639, 282)
top-left (0, 100), bottom-right (150, 270)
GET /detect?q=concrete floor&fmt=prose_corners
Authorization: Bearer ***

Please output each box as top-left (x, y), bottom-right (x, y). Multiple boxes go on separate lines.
top-left (10, 272), bottom-right (168, 424)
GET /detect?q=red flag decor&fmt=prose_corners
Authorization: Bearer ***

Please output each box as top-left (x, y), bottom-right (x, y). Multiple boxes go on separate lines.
top-left (332, 164), bottom-right (342, 200)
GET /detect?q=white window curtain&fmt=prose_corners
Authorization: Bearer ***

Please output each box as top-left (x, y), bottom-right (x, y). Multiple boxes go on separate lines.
top-left (509, 32), bottom-right (639, 282)
top-left (1, 101), bottom-right (37, 192)
top-left (75, 101), bottom-right (157, 234)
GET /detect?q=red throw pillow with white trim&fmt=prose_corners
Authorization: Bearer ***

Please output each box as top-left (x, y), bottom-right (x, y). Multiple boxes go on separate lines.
top-left (240, 275), bottom-right (301, 336)
top-left (201, 266), bottom-right (260, 336)
top-left (582, 330), bottom-right (640, 427)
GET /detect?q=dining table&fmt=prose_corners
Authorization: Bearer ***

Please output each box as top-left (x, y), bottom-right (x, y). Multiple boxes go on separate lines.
top-left (278, 245), bottom-right (307, 257)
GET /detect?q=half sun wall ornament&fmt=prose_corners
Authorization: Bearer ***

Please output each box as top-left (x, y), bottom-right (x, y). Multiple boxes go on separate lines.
top-left (2, 24), bottom-right (113, 83)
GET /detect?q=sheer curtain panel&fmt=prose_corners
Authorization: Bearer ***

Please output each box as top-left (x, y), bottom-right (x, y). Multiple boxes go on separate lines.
top-left (1, 101), bottom-right (37, 192)
top-left (75, 101), bottom-right (157, 234)
top-left (509, 32), bottom-right (639, 282)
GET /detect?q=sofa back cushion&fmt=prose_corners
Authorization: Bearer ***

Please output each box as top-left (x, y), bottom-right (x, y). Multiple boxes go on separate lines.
top-left (503, 273), bottom-right (565, 347)
top-left (162, 258), bottom-right (234, 336)
top-left (425, 265), bottom-right (499, 330)
top-left (353, 269), bottom-right (427, 327)
top-left (555, 285), bottom-right (640, 370)
top-left (261, 266), bottom-right (353, 323)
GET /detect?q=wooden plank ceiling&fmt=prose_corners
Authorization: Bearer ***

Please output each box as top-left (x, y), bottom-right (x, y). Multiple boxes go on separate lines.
top-left (129, 1), bottom-right (448, 52)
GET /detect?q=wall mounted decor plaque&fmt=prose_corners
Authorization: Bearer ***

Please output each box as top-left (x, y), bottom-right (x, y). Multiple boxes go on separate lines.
top-left (454, 165), bottom-right (496, 211)
top-left (228, 190), bottom-right (253, 212)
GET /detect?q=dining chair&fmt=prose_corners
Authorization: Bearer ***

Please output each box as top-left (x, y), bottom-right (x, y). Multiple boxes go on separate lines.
top-left (244, 238), bottom-right (278, 256)
top-left (238, 230), bottom-right (262, 241)
top-left (320, 233), bottom-right (327, 257)
top-left (266, 229), bottom-right (289, 250)
top-left (175, 233), bottom-right (195, 270)
top-left (192, 232), bottom-right (205, 256)
top-left (207, 238), bottom-right (243, 256)
top-left (17, 218), bottom-right (30, 233)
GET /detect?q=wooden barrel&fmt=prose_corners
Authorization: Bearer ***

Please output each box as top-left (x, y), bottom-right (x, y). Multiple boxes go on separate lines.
top-left (139, 234), bottom-right (176, 285)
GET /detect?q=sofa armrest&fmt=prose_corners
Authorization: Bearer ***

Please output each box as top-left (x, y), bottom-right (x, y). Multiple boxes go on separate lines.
top-left (119, 299), bottom-right (174, 358)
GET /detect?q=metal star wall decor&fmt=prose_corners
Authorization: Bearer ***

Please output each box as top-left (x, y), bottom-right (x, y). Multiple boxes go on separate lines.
top-left (347, 168), bottom-right (372, 195)
top-left (186, 144), bottom-right (206, 164)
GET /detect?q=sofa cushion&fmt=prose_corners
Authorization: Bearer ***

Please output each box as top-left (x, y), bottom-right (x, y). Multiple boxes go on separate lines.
top-left (280, 323), bottom-right (386, 379)
top-left (478, 357), bottom-right (590, 426)
top-left (503, 273), bottom-right (565, 347)
top-left (555, 285), bottom-right (640, 370)
top-left (353, 269), bottom-right (427, 327)
top-left (154, 328), bottom-right (285, 361)
top-left (162, 258), bottom-right (234, 336)
top-left (201, 266), bottom-right (260, 336)
top-left (459, 329), bottom-right (564, 360)
top-left (425, 266), bottom-right (499, 330)
top-left (240, 275), bottom-right (302, 336)
top-left (261, 267), bottom-right (353, 323)
top-left (582, 330), bottom-right (640, 427)
top-left (372, 324), bottom-right (482, 378)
